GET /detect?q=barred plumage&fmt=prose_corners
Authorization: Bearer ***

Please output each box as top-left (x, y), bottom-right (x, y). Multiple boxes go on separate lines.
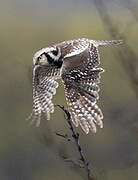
top-left (29, 38), bottom-right (122, 133)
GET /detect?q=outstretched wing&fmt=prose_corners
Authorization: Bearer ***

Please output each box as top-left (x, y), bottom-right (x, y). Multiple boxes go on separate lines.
top-left (61, 43), bottom-right (104, 134)
top-left (29, 65), bottom-right (60, 126)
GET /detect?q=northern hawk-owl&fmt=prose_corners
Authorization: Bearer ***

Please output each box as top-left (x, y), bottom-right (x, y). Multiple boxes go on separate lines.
top-left (29, 38), bottom-right (122, 134)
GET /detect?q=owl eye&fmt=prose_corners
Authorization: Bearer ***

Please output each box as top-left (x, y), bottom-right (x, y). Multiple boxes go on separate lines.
top-left (37, 54), bottom-right (48, 65)
top-left (39, 54), bottom-right (45, 61)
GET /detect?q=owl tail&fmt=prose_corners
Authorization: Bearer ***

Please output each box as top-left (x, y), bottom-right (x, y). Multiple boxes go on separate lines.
top-left (92, 40), bottom-right (123, 47)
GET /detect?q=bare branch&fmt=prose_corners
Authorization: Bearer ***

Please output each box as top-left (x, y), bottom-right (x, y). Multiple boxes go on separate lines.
top-left (56, 105), bottom-right (96, 180)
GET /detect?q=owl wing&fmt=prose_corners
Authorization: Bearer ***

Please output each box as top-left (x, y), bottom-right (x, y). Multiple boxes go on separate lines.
top-left (29, 65), bottom-right (60, 126)
top-left (61, 44), bottom-right (104, 134)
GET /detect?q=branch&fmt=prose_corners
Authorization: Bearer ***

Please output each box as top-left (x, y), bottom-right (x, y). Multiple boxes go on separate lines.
top-left (56, 105), bottom-right (95, 180)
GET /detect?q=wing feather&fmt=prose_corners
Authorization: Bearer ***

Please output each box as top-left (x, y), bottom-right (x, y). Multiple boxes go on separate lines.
top-left (29, 65), bottom-right (60, 126)
top-left (61, 43), bottom-right (104, 133)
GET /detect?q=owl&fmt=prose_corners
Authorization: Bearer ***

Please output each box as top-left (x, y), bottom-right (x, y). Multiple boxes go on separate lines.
top-left (29, 38), bottom-right (122, 134)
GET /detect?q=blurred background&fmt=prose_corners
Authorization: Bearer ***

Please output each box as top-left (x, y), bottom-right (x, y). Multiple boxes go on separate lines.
top-left (0, 0), bottom-right (138, 179)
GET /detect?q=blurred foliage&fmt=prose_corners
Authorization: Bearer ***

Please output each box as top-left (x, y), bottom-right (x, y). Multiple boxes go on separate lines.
top-left (0, 0), bottom-right (138, 179)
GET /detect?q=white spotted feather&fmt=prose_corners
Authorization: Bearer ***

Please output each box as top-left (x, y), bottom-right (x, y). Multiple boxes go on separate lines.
top-left (29, 38), bottom-right (122, 133)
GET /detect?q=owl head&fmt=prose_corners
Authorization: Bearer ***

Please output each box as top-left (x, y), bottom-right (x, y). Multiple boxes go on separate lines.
top-left (33, 46), bottom-right (62, 68)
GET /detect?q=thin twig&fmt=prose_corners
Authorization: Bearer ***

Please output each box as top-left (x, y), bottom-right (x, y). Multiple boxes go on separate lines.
top-left (55, 132), bottom-right (71, 142)
top-left (56, 105), bottom-right (95, 180)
